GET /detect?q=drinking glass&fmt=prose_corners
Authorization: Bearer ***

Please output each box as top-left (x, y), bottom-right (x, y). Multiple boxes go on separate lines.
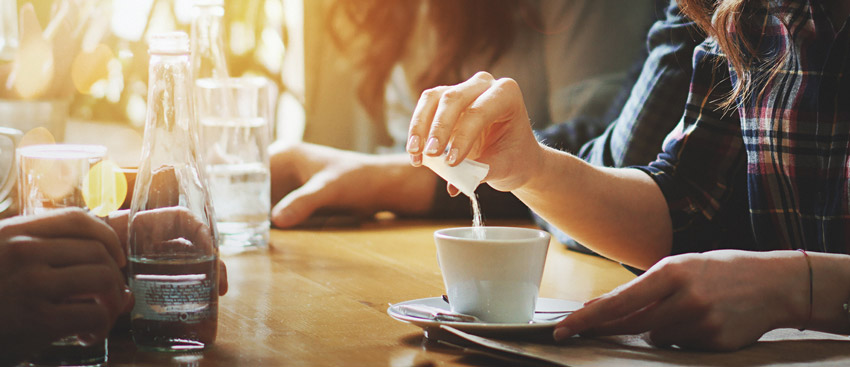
top-left (0, 127), bottom-right (21, 218)
top-left (195, 76), bottom-right (273, 253)
top-left (18, 144), bottom-right (109, 367)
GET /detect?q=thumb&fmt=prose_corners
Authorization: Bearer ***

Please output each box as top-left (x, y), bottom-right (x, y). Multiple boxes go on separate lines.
top-left (271, 178), bottom-right (332, 228)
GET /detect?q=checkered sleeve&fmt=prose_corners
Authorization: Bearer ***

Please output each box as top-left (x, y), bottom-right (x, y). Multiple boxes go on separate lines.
top-left (635, 40), bottom-right (751, 255)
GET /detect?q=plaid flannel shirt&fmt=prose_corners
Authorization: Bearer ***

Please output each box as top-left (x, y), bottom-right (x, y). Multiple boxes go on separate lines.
top-left (639, 0), bottom-right (850, 254)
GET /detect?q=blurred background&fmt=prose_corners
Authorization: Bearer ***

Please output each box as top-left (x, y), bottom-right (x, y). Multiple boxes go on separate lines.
top-left (0, 0), bottom-right (313, 148)
top-left (0, 0), bottom-right (656, 156)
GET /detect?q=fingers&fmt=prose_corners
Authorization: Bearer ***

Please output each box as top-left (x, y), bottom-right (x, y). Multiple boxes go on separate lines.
top-left (269, 141), bottom-right (306, 203)
top-left (425, 73), bottom-right (495, 157)
top-left (6, 237), bottom-right (120, 270)
top-left (449, 78), bottom-right (523, 163)
top-left (1, 208), bottom-right (124, 267)
top-left (447, 183), bottom-right (460, 197)
top-left (408, 72), bottom-right (495, 165)
top-left (554, 267), bottom-right (676, 341)
top-left (32, 265), bottom-right (125, 306)
top-left (270, 175), bottom-right (333, 228)
top-left (130, 207), bottom-right (214, 253)
top-left (106, 209), bottom-right (130, 250)
top-left (577, 290), bottom-right (693, 338)
top-left (218, 260), bottom-right (228, 296)
top-left (648, 322), bottom-right (705, 349)
top-left (408, 86), bottom-right (447, 166)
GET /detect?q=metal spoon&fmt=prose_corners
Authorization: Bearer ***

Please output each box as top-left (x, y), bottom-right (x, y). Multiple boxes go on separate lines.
top-left (441, 294), bottom-right (574, 315)
top-left (393, 303), bottom-right (481, 323)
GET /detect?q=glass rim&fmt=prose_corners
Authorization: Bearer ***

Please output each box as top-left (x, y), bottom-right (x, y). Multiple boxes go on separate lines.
top-left (18, 144), bottom-right (107, 159)
top-left (434, 226), bottom-right (550, 243)
top-left (148, 32), bottom-right (190, 55)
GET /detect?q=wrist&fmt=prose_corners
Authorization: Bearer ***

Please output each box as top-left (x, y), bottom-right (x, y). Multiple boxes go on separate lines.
top-left (807, 252), bottom-right (850, 334)
top-left (769, 251), bottom-right (812, 330)
top-left (515, 144), bottom-right (579, 196)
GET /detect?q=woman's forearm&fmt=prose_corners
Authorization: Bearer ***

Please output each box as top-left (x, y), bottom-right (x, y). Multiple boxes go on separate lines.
top-left (514, 145), bottom-right (672, 269)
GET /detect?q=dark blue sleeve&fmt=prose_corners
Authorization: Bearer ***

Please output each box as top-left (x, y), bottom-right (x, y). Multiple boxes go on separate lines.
top-left (533, 1), bottom-right (706, 255)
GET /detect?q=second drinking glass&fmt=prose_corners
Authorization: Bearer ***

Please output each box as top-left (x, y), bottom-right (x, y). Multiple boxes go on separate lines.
top-left (195, 76), bottom-right (272, 253)
top-left (18, 143), bottom-right (110, 367)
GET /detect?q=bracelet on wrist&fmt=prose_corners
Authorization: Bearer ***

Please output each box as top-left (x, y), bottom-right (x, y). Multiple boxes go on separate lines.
top-left (797, 249), bottom-right (813, 331)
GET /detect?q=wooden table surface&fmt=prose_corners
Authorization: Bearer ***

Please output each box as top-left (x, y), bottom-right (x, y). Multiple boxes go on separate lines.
top-left (104, 218), bottom-right (636, 366)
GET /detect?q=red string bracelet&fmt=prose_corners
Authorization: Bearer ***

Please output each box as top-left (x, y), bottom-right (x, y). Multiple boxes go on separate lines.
top-left (797, 249), bottom-right (813, 331)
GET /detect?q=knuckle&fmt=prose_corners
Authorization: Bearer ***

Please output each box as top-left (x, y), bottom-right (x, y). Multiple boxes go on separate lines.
top-left (440, 88), bottom-right (464, 104)
top-left (493, 77), bottom-right (519, 90)
top-left (463, 103), bottom-right (488, 119)
top-left (472, 71), bottom-right (494, 81)
top-left (421, 87), bottom-right (445, 101)
top-left (657, 258), bottom-right (687, 282)
top-left (700, 312), bottom-right (725, 337)
top-left (66, 208), bottom-right (94, 228)
top-left (685, 289), bottom-right (713, 315)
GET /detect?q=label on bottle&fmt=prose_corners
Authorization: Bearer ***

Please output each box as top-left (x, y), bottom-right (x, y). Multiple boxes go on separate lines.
top-left (130, 274), bottom-right (213, 323)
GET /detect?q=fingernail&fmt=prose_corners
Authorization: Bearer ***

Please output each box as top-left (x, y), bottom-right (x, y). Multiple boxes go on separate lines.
top-left (447, 147), bottom-right (459, 165)
top-left (584, 297), bottom-right (601, 306)
top-left (406, 135), bottom-right (420, 153)
top-left (410, 154), bottom-right (422, 166)
top-left (424, 137), bottom-right (440, 155)
top-left (447, 184), bottom-right (460, 197)
top-left (553, 327), bottom-right (572, 341)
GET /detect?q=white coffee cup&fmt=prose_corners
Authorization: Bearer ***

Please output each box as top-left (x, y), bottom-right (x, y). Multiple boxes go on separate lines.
top-left (434, 227), bottom-right (550, 323)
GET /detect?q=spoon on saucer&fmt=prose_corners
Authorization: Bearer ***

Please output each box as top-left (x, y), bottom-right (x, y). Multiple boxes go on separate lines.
top-left (441, 294), bottom-right (574, 315)
top-left (392, 303), bottom-right (481, 323)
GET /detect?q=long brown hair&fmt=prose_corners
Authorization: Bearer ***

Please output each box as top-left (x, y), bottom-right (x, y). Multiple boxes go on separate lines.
top-left (677, 0), bottom-right (788, 107)
top-left (327, 0), bottom-right (539, 144)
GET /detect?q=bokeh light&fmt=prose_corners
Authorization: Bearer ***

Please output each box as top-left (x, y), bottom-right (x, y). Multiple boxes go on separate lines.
top-left (72, 43), bottom-right (113, 94)
top-left (20, 127), bottom-right (56, 147)
top-left (83, 159), bottom-right (128, 217)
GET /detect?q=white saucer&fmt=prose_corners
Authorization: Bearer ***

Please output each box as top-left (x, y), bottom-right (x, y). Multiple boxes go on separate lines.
top-left (387, 297), bottom-right (582, 337)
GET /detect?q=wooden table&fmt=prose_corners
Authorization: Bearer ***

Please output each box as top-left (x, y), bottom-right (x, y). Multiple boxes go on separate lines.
top-left (105, 218), bottom-right (635, 366)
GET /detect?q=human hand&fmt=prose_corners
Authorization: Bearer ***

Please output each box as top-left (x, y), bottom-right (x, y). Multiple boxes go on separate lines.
top-left (406, 71), bottom-right (544, 192)
top-left (107, 209), bottom-right (228, 296)
top-left (270, 142), bottom-right (436, 228)
top-left (553, 250), bottom-right (807, 351)
top-left (0, 208), bottom-right (130, 364)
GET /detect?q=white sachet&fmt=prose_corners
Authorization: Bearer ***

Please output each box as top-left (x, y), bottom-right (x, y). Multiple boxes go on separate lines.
top-left (422, 153), bottom-right (489, 198)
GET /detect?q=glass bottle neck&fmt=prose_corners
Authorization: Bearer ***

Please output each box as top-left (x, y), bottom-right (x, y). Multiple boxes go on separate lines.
top-left (145, 52), bottom-right (195, 134)
top-left (191, 5), bottom-right (228, 79)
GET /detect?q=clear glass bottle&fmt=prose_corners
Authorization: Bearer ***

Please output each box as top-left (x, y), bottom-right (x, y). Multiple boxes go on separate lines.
top-left (191, 0), bottom-right (229, 80)
top-left (128, 32), bottom-right (219, 352)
